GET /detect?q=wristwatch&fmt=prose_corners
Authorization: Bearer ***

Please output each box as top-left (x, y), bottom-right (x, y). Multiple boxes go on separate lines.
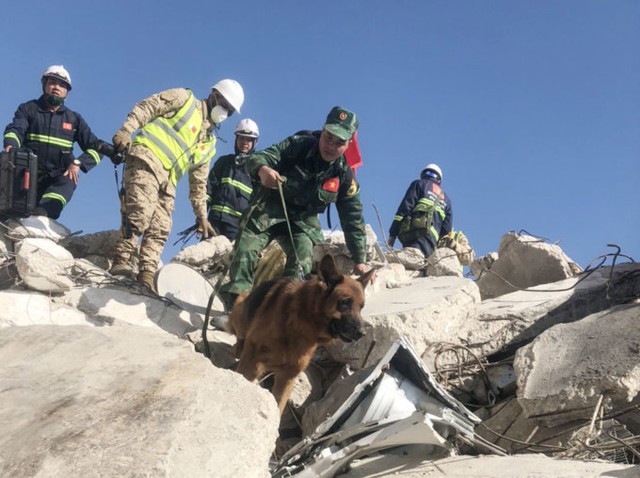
top-left (73, 159), bottom-right (81, 166)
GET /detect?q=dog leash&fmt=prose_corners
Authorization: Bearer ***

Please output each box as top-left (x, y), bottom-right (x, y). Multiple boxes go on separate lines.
top-left (201, 187), bottom-right (266, 359)
top-left (202, 180), bottom-right (303, 358)
top-left (277, 179), bottom-right (305, 280)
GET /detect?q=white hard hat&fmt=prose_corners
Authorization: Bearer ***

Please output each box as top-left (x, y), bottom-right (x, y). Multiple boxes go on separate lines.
top-left (211, 79), bottom-right (244, 113)
top-left (41, 65), bottom-right (72, 90)
top-left (234, 118), bottom-right (259, 139)
top-left (420, 163), bottom-right (443, 182)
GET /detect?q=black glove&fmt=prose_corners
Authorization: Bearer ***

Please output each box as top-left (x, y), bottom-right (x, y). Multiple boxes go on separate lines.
top-left (95, 140), bottom-right (125, 165)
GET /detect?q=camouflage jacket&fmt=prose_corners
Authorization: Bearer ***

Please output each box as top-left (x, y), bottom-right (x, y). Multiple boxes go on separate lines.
top-left (246, 134), bottom-right (367, 263)
top-left (115, 88), bottom-right (213, 218)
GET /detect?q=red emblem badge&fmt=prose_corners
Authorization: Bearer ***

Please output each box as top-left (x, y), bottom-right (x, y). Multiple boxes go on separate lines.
top-left (62, 122), bottom-right (72, 131)
top-left (322, 178), bottom-right (339, 193)
top-left (339, 112), bottom-right (347, 121)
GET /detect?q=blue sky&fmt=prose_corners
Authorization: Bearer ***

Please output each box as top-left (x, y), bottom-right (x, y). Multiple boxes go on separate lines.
top-left (1, 1), bottom-right (638, 269)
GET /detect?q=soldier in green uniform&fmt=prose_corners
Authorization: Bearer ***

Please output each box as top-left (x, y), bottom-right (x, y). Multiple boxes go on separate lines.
top-left (219, 106), bottom-right (370, 309)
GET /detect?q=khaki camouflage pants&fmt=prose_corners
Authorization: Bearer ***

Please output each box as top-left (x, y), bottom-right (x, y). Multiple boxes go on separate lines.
top-left (221, 221), bottom-right (314, 296)
top-left (113, 155), bottom-right (174, 272)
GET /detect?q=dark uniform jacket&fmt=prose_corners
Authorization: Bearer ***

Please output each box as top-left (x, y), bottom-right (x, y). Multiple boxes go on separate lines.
top-left (206, 153), bottom-right (253, 236)
top-left (246, 134), bottom-right (367, 263)
top-left (3, 96), bottom-right (101, 177)
top-left (389, 178), bottom-right (453, 252)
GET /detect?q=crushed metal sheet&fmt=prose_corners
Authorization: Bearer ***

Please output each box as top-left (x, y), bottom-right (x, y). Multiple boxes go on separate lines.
top-left (272, 337), bottom-right (481, 477)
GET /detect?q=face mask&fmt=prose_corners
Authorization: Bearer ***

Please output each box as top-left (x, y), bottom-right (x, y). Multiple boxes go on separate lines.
top-left (209, 105), bottom-right (228, 125)
top-left (44, 94), bottom-right (65, 107)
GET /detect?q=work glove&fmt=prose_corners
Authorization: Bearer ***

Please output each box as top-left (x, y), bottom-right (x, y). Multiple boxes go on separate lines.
top-left (196, 216), bottom-right (216, 239)
top-left (112, 130), bottom-right (132, 154)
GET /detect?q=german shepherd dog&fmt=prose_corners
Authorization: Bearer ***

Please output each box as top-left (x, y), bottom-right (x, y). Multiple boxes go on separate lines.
top-left (227, 254), bottom-right (375, 414)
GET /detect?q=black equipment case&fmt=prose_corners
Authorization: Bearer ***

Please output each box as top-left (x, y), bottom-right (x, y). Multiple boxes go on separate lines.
top-left (0, 148), bottom-right (38, 217)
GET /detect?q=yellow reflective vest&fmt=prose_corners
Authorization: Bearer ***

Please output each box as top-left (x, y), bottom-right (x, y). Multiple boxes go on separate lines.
top-left (133, 92), bottom-right (216, 186)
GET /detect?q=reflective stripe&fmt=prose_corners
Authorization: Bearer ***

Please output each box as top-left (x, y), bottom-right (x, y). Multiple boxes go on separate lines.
top-left (138, 128), bottom-right (182, 169)
top-left (210, 204), bottom-right (243, 217)
top-left (171, 97), bottom-right (198, 132)
top-left (220, 177), bottom-right (252, 195)
top-left (417, 197), bottom-right (445, 220)
top-left (146, 116), bottom-right (191, 153)
top-left (4, 132), bottom-right (21, 147)
top-left (133, 92), bottom-right (215, 185)
top-left (86, 148), bottom-right (100, 164)
top-left (430, 226), bottom-right (439, 242)
top-left (41, 192), bottom-right (67, 206)
top-left (393, 214), bottom-right (403, 222)
top-left (206, 194), bottom-right (213, 202)
top-left (26, 133), bottom-right (73, 148)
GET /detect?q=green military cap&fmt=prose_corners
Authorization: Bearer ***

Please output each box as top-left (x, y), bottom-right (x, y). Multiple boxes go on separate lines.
top-left (323, 106), bottom-right (359, 141)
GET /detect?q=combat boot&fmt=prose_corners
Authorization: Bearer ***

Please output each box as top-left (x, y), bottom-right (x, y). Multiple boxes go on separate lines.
top-left (109, 260), bottom-right (135, 279)
top-left (137, 270), bottom-right (157, 294)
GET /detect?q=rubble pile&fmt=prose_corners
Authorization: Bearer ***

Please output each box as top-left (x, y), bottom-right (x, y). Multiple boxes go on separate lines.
top-left (0, 217), bottom-right (638, 478)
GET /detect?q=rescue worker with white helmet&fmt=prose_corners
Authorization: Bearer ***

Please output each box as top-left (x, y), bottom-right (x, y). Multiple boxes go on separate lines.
top-left (2, 65), bottom-right (105, 219)
top-left (388, 163), bottom-right (453, 259)
top-left (205, 118), bottom-right (260, 240)
top-left (109, 79), bottom-right (245, 293)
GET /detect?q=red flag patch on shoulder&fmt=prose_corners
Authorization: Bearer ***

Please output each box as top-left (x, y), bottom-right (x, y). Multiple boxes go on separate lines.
top-left (431, 183), bottom-right (442, 195)
top-left (322, 177), bottom-right (340, 193)
top-left (62, 122), bottom-right (73, 131)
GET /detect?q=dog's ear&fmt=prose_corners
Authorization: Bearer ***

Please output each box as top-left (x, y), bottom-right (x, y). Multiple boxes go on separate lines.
top-left (319, 254), bottom-right (343, 287)
top-left (358, 268), bottom-right (376, 289)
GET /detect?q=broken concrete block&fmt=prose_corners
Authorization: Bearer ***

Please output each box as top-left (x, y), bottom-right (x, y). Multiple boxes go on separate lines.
top-left (386, 246), bottom-right (426, 271)
top-left (326, 276), bottom-right (480, 369)
top-left (0, 325), bottom-right (279, 478)
top-left (14, 238), bottom-right (75, 293)
top-left (172, 234), bottom-right (232, 273)
top-left (470, 251), bottom-right (498, 280)
top-left (313, 224), bottom-right (379, 274)
top-left (456, 262), bottom-right (640, 361)
top-left (60, 229), bottom-right (120, 259)
top-left (6, 215), bottom-right (70, 241)
top-left (476, 232), bottom-right (580, 300)
top-left (514, 303), bottom-right (640, 428)
top-left (426, 247), bottom-right (463, 277)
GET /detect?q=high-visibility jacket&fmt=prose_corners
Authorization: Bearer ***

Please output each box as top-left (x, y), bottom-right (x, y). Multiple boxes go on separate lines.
top-left (133, 91), bottom-right (216, 186)
top-left (206, 153), bottom-right (254, 230)
top-left (3, 96), bottom-right (102, 176)
top-left (389, 178), bottom-right (453, 247)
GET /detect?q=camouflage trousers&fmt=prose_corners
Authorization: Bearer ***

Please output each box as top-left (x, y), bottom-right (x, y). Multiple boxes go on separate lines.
top-left (113, 155), bottom-right (175, 272)
top-left (221, 221), bottom-right (314, 296)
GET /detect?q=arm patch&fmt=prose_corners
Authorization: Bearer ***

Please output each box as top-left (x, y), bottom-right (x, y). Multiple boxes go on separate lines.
top-left (346, 179), bottom-right (359, 197)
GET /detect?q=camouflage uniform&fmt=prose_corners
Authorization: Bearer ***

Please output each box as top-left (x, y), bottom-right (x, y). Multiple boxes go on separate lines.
top-left (112, 88), bottom-right (214, 273)
top-left (221, 133), bottom-right (367, 296)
